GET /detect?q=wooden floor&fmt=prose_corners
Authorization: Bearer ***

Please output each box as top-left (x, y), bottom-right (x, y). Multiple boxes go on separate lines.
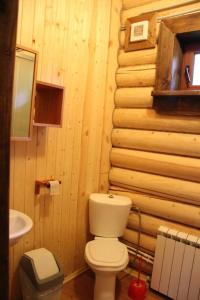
top-left (61, 270), bottom-right (167, 300)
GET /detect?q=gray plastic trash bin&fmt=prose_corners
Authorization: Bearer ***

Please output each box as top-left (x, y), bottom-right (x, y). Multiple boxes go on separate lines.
top-left (19, 248), bottom-right (64, 300)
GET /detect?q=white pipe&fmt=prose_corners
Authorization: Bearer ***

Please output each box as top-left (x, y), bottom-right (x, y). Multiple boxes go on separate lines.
top-left (127, 245), bottom-right (154, 260)
top-left (127, 245), bottom-right (154, 264)
top-left (128, 249), bottom-right (153, 265)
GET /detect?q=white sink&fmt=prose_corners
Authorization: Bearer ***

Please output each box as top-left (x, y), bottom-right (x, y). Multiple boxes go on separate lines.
top-left (9, 209), bottom-right (33, 246)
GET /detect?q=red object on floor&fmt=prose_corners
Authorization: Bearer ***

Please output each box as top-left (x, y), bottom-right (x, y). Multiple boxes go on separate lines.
top-left (128, 278), bottom-right (147, 300)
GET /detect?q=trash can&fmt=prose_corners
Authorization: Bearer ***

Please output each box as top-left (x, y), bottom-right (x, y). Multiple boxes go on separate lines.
top-left (19, 248), bottom-right (64, 300)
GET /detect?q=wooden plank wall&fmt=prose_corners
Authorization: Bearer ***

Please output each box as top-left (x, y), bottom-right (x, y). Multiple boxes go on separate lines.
top-left (9, 1), bottom-right (121, 299)
top-left (110, 0), bottom-right (200, 260)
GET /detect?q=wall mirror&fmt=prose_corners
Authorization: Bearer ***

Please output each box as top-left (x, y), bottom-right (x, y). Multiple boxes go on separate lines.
top-left (11, 46), bottom-right (37, 141)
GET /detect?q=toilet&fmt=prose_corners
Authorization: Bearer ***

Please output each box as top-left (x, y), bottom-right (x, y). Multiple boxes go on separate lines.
top-left (84, 193), bottom-right (132, 300)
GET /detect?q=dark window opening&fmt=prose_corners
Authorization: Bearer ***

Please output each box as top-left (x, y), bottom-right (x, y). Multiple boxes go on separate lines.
top-left (179, 41), bottom-right (200, 90)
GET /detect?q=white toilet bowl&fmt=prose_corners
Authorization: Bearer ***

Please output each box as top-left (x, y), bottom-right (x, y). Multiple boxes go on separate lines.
top-left (85, 237), bottom-right (129, 300)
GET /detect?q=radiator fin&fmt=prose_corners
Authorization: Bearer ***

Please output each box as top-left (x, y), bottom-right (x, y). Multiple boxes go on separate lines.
top-left (151, 226), bottom-right (168, 291)
top-left (188, 247), bottom-right (200, 300)
top-left (159, 229), bottom-right (177, 295)
top-left (177, 240), bottom-right (197, 300)
top-left (168, 232), bottom-right (187, 299)
top-left (151, 227), bottom-right (200, 300)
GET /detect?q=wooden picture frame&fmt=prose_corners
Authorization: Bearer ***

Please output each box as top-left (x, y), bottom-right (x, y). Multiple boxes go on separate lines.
top-left (124, 12), bottom-right (157, 52)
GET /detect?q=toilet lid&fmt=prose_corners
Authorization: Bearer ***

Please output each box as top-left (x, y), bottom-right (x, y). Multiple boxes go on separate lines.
top-left (85, 239), bottom-right (128, 268)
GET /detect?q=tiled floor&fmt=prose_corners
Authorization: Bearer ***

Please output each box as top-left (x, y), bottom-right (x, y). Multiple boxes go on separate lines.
top-left (61, 270), bottom-right (167, 300)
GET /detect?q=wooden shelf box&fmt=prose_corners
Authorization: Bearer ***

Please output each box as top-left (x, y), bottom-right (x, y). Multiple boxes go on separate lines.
top-left (34, 81), bottom-right (64, 127)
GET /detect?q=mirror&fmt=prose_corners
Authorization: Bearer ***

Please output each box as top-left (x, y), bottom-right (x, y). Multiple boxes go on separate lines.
top-left (11, 46), bottom-right (37, 141)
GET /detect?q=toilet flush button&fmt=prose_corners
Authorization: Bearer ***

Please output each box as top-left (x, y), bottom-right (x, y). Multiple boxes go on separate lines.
top-left (108, 194), bottom-right (114, 198)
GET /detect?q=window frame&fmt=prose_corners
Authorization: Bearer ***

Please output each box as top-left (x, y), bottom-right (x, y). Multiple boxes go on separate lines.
top-left (180, 43), bottom-right (200, 90)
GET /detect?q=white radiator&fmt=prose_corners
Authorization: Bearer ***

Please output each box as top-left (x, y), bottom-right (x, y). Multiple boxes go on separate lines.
top-left (151, 226), bottom-right (200, 300)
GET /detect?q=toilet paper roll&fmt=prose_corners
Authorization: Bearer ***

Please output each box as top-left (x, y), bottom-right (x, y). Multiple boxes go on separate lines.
top-left (49, 180), bottom-right (60, 196)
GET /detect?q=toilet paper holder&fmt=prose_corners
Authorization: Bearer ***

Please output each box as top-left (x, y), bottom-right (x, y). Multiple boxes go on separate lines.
top-left (35, 179), bottom-right (61, 195)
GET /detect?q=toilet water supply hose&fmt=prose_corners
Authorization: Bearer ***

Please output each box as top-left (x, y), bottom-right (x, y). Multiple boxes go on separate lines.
top-left (130, 206), bottom-right (142, 267)
top-left (128, 206), bottom-right (147, 300)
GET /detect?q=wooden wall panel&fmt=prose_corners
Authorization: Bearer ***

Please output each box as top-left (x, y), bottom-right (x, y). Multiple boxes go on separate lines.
top-left (99, 0), bottom-right (122, 194)
top-left (110, 0), bottom-right (200, 263)
top-left (9, 0), bottom-right (119, 299)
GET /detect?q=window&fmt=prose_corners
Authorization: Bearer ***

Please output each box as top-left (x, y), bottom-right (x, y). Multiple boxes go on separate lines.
top-left (192, 53), bottom-right (200, 85)
top-left (152, 12), bottom-right (200, 115)
top-left (180, 43), bottom-right (200, 89)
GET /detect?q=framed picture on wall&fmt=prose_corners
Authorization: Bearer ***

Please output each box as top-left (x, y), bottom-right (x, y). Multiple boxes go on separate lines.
top-left (125, 12), bottom-right (157, 52)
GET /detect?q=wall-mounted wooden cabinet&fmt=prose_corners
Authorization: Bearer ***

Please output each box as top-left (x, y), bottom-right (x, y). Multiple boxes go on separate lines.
top-left (34, 81), bottom-right (64, 127)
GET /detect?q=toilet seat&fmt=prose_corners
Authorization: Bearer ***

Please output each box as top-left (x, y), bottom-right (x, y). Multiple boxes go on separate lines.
top-left (85, 238), bottom-right (128, 270)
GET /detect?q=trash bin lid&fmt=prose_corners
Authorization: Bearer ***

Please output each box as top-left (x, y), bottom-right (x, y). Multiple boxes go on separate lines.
top-left (25, 248), bottom-right (59, 279)
top-left (20, 248), bottom-right (64, 291)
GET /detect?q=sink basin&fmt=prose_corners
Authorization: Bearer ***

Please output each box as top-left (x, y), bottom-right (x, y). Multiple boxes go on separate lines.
top-left (9, 209), bottom-right (33, 246)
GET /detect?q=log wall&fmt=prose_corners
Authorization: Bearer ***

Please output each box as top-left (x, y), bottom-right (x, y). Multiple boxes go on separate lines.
top-left (110, 0), bottom-right (200, 261)
top-left (9, 1), bottom-right (121, 299)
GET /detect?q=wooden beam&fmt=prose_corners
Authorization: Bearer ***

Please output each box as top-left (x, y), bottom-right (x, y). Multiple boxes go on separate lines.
top-left (155, 22), bottom-right (175, 90)
top-left (115, 87), bottom-right (153, 108)
top-left (99, 0), bottom-right (122, 193)
top-left (112, 129), bottom-right (200, 158)
top-left (0, 1), bottom-right (18, 299)
top-left (164, 11), bottom-right (200, 33)
top-left (122, 0), bottom-right (200, 25)
top-left (118, 48), bottom-right (157, 67)
top-left (113, 108), bottom-right (200, 133)
top-left (128, 212), bottom-right (200, 237)
top-left (116, 65), bottom-right (155, 87)
top-left (123, 228), bottom-right (156, 254)
top-left (110, 188), bottom-right (200, 228)
top-left (109, 167), bottom-right (200, 205)
top-left (111, 148), bottom-right (200, 183)
top-left (123, 0), bottom-right (158, 10)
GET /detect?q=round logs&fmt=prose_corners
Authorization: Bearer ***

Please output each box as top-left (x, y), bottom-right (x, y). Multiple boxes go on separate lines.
top-left (127, 212), bottom-right (200, 237)
top-left (109, 167), bottom-right (200, 205)
top-left (118, 48), bottom-right (157, 67)
top-left (110, 189), bottom-right (200, 228)
top-left (113, 108), bottom-right (200, 134)
top-left (116, 66), bottom-right (155, 87)
top-left (123, 228), bottom-right (156, 253)
top-left (115, 87), bottom-right (153, 108)
top-left (110, 148), bottom-right (200, 182)
top-left (112, 129), bottom-right (200, 158)
top-left (122, 0), bottom-right (155, 10)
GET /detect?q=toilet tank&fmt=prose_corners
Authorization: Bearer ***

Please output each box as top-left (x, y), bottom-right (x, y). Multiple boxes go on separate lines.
top-left (89, 193), bottom-right (132, 237)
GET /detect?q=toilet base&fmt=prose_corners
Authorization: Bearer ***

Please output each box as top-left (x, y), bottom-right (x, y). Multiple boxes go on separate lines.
top-left (94, 272), bottom-right (116, 300)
